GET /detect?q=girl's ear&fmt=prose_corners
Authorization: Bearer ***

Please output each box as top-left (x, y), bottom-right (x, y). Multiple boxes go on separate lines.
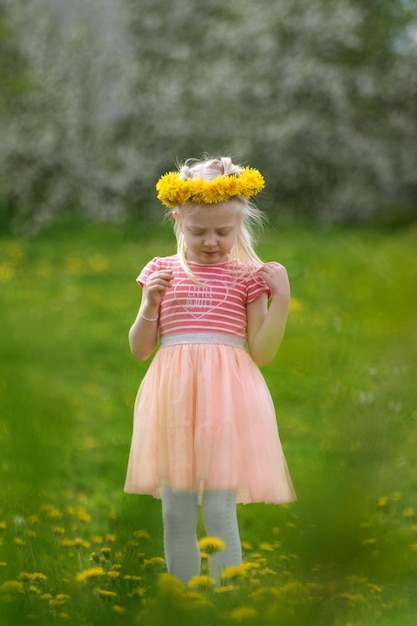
top-left (172, 210), bottom-right (182, 229)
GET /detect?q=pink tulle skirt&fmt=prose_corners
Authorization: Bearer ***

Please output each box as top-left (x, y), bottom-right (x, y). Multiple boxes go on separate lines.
top-left (124, 334), bottom-right (295, 504)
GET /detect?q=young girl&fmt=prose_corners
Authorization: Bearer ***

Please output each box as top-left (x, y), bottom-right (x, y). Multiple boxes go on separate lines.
top-left (125, 156), bottom-right (295, 585)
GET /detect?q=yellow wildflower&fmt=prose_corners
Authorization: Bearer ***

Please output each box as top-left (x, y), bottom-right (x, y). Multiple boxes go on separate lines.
top-left (188, 575), bottom-right (216, 589)
top-left (229, 605), bottom-right (258, 621)
top-left (13, 538), bottom-right (25, 546)
top-left (0, 521), bottom-right (6, 531)
top-left (144, 556), bottom-right (165, 567)
top-left (198, 536), bottom-right (226, 554)
top-left (403, 507), bottom-right (415, 518)
top-left (113, 605), bottom-right (128, 615)
top-left (221, 565), bottom-right (248, 581)
top-left (100, 547), bottom-right (111, 559)
top-left (134, 530), bottom-right (151, 541)
top-left (214, 585), bottom-right (235, 594)
top-left (158, 573), bottom-right (185, 596)
top-left (377, 496), bottom-right (388, 507)
top-left (97, 589), bottom-right (117, 599)
top-left (75, 567), bottom-right (105, 583)
top-left (1, 580), bottom-right (24, 594)
top-left (107, 571), bottom-right (120, 581)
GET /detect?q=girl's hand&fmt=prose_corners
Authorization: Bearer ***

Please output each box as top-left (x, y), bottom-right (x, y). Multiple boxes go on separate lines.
top-left (142, 270), bottom-right (174, 309)
top-left (256, 262), bottom-right (290, 302)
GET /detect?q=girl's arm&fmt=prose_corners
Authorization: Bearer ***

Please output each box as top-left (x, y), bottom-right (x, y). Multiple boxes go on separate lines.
top-left (246, 262), bottom-right (290, 366)
top-left (129, 270), bottom-right (173, 360)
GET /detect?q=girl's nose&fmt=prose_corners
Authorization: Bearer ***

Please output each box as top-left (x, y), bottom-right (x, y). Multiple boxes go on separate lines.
top-left (204, 236), bottom-right (216, 248)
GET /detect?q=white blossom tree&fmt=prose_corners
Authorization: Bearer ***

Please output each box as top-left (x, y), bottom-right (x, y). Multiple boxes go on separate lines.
top-left (1, 0), bottom-right (416, 229)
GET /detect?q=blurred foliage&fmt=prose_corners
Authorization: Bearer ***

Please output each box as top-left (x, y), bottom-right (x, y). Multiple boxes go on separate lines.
top-left (0, 0), bottom-right (416, 231)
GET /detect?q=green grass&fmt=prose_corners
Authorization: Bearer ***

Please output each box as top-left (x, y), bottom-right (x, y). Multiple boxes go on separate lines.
top-left (0, 219), bottom-right (416, 625)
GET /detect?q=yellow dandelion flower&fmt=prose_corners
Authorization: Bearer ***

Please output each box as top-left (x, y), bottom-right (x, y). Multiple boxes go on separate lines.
top-left (260, 567), bottom-right (277, 576)
top-left (198, 536), bottom-right (226, 554)
top-left (105, 534), bottom-right (116, 543)
top-left (97, 589), bottom-right (117, 599)
top-left (100, 547), bottom-right (111, 558)
top-left (107, 571), bottom-right (120, 581)
top-left (55, 594), bottom-right (70, 603)
top-left (240, 562), bottom-right (261, 573)
top-left (90, 552), bottom-right (101, 563)
top-left (144, 556), bottom-right (165, 567)
top-left (134, 530), bottom-right (151, 541)
top-left (19, 572), bottom-right (47, 583)
top-left (339, 592), bottom-right (365, 607)
top-left (214, 585), bottom-right (236, 594)
top-left (403, 507), bottom-right (415, 518)
top-left (76, 507), bottom-right (92, 524)
top-left (221, 565), bottom-right (248, 581)
top-left (0, 562), bottom-right (7, 567)
top-left (131, 586), bottom-right (147, 597)
top-left (367, 583), bottom-right (382, 593)
top-left (92, 535), bottom-right (103, 544)
top-left (229, 605), bottom-right (258, 621)
top-left (75, 567), bottom-right (105, 583)
top-left (158, 573), bottom-right (185, 596)
top-left (258, 542), bottom-right (274, 552)
top-left (61, 539), bottom-right (76, 548)
top-left (241, 541), bottom-right (253, 551)
top-left (251, 586), bottom-right (280, 602)
top-left (113, 605), bottom-right (128, 615)
top-left (51, 526), bottom-right (65, 535)
top-left (1, 580), bottom-right (24, 594)
top-left (13, 537), bottom-right (25, 546)
top-left (41, 504), bottom-right (62, 519)
top-left (42, 593), bottom-right (53, 601)
top-left (377, 496), bottom-right (388, 507)
top-left (74, 537), bottom-right (90, 549)
top-left (0, 521), bottom-right (6, 531)
top-left (188, 575), bottom-right (216, 589)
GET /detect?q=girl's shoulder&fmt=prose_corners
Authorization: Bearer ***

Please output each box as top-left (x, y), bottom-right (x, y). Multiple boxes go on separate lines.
top-left (137, 255), bottom-right (179, 286)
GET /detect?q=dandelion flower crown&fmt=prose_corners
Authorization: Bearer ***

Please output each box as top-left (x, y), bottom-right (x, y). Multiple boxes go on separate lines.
top-left (156, 167), bottom-right (265, 209)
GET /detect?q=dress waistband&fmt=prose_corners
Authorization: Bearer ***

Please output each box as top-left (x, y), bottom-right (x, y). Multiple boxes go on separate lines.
top-left (160, 332), bottom-right (246, 348)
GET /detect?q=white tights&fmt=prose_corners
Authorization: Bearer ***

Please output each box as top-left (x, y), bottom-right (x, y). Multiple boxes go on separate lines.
top-left (161, 487), bottom-right (242, 584)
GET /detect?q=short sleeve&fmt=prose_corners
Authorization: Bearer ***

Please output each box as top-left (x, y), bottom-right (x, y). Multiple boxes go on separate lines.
top-left (136, 257), bottom-right (163, 287)
top-left (246, 271), bottom-right (271, 303)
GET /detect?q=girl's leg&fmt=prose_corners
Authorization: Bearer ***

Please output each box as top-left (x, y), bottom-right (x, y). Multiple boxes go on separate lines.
top-left (160, 486), bottom-right (200, 584)
top-left (202, 490), bottom-right (242, 584)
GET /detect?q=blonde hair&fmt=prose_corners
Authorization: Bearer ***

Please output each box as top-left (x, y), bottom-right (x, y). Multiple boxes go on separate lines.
top-left (165, 157), bottom-right (266, 281)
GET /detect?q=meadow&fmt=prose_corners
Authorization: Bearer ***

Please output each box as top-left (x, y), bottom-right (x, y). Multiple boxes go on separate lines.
top-left (0, 218), bottom-right (416, 625)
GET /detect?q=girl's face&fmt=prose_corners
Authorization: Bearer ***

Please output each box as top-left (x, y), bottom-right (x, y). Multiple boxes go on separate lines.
top-left (177, 202), bottom-right (241, 265)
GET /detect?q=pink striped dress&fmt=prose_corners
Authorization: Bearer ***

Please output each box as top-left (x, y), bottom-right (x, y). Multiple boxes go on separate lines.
top-left (124, 255), bottom-right (295, 504)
